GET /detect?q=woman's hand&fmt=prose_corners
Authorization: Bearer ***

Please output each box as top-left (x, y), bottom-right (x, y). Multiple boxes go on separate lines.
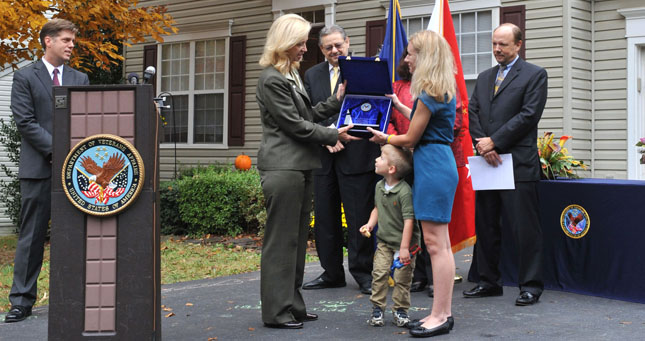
top-left (335, 80), bottom-right (347, 101)
top-left (385, 93), bottom-right (400, 109)
top-left (326, 140), bottom-right (345, 153)
top-left (367, 127), bottom-right (388, 144)
top-left (386, 93), bottom-right (411, 119)
top-left (338, 124), bottom-right (361, 143)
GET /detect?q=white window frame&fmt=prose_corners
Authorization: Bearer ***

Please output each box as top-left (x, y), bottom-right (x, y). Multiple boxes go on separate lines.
top-left (157, 23), bottom-right (231, 149)
top-left (397, 0), bottom-right (501, 80)
top-left (272, 0), bottom-right (337, 25)
top-left (619, 7), bottom-right (645, 179)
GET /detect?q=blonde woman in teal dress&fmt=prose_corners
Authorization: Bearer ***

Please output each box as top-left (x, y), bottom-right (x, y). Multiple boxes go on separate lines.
top-left (368, 30), bottom-right (458, 338)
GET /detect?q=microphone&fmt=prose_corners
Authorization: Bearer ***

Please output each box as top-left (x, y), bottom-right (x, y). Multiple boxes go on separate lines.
top-left (127, 73), bottom-right (139, 85)
top-left (143, 66), bottom-right (156, 84)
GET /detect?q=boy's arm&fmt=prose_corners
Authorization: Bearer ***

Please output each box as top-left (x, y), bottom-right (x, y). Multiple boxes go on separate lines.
top-left (398, 218), bottom-right (414, 264)
top-left (359, 207), bottom-right (378, 237)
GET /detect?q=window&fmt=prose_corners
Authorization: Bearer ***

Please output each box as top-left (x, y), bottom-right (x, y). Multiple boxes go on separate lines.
top-left (293, 9), bottom-right (325, 24)
top-left (159, 39), bottom-right (227, 145)
top-left (403, 10), bottom-right (493, 79)
top-left (402, 10), bottom-right (493, 97)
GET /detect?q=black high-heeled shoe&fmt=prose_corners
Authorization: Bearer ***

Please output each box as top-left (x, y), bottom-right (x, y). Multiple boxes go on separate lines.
top-left (407, 316), bottom-right (454, 330)
top-left (409, 319), bottom-right (451, 338)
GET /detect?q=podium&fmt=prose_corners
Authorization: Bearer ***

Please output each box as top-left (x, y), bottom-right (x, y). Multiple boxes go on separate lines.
top-left (49, 85), bottom-right (161, 339)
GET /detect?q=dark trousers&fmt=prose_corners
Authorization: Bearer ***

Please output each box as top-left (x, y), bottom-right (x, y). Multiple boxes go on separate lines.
top-left (474, 181), bottom-right (544, 295)
top-left (313, 165), bottom-right (377, 287)
top-left (10, 178), bottom-right (51, 308)
top-left (259, 170), bottom-right (312, 324)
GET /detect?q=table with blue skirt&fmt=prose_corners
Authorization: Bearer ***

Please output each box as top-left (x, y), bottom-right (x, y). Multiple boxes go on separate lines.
top-left (499, 178), bottom-right (645, 303)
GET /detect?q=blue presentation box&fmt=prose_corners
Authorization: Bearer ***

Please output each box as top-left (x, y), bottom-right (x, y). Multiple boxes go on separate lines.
top-left (336, 56), bottom-right (393, 138)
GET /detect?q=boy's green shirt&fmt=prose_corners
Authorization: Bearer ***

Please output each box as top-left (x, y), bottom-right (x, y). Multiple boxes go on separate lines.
top-left (374, 179), bottom-right (419, 250)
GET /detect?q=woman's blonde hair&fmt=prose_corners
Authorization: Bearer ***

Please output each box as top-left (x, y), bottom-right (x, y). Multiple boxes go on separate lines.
top-left (259, 14), bottom-right (311, 74)
top-left (408, 30), bottom-right (456, 102)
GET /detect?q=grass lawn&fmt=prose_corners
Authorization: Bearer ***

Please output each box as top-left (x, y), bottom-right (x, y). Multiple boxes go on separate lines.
top-left (0, 234), bottom-right (319, 313)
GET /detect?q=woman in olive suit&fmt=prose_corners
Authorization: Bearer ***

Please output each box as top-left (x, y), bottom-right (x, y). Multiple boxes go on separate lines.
top-left (256, 13), bottom-right (358, 329)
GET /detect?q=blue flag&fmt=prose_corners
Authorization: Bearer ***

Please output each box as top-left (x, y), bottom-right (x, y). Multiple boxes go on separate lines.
top-left (379, 0), bottom-right (408, 83)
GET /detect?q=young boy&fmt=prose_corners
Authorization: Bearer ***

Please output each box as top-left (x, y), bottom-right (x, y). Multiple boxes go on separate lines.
top-left (360, 144), bottom-right (418, 327)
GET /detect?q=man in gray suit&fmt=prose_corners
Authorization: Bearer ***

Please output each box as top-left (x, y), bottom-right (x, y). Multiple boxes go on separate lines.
top-left (5, 19), bottom-right (89, 323)
top-left (464, 23), bottom-right (547, 306)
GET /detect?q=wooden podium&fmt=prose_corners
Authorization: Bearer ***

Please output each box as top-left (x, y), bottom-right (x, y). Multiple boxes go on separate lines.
top-left (49, 85), bottom-right (161, 339)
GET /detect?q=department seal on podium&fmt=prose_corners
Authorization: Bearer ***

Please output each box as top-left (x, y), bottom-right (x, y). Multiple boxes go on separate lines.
top-left (560, 204), bottom-right (590, 239)
top-left (62, 134), bottom-right (145, 216)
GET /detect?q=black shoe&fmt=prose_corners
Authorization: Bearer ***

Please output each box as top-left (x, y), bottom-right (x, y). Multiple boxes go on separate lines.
top-left (463, 285), bottom-right (503, 298)
top-left (302, 276), bottom-right (346, 290)
top-left (427, 285), bottom-right (434, 298)
top-left (409, 319), bottom-right (451, 338)
top-left (4, 306), bottom-right (32, 323)
top-left (359, 283), bottom-right (372, 295)
top-left (515, 291), bottom-right (540, 306)
top-left (410, 281), bottom-right (428, 292)
top-left (297, 313), bottom-right (318, 322)
top-left (264, 321), bottom-right (304, 329)
top-left (407, 316), bottom-right (454, 330)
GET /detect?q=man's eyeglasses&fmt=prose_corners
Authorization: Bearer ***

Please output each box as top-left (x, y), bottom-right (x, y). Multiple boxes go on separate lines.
top-left (322, 43), bottom-right (345, 52)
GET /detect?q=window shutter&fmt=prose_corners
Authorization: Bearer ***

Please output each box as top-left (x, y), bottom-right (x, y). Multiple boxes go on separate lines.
top-left (143, 44), bottom-right (158, 89)
top-left (366, 19), bottom-right (387, 57)
top-left (228, 36), bottom-right (246, 146)
top-left (500, 5), bottom-right (526, 60)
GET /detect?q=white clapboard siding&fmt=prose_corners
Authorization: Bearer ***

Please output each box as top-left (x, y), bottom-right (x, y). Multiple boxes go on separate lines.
top-left (592, 0), bottom-right (633, 179)
top-left (126, 0), bottom-right (389, 181)
top-left (121, 0), bottom-right (638, 181)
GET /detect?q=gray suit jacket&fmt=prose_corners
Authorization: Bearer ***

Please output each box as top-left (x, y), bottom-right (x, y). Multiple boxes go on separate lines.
top-left (469, 58), bottom-right (548, 182)
top-left (256, 66), bottom-right (339, 171)
top-left (11, 59), bottom-right (89, 179)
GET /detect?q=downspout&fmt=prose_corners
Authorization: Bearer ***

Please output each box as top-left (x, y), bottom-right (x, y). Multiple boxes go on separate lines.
top-left (591, 0), bottom-right (596, 177)
top-left (563, 0), bottom-right (572, 138)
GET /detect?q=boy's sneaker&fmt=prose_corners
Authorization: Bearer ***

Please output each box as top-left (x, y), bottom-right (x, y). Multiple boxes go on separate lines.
top-left (367, 306), bottom-right (385, 326)
top-left (393, 309), bottom-right (410, 327)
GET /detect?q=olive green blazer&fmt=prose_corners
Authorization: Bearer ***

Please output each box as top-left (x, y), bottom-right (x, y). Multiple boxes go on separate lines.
top-left (256, 66), bottom-right (340, 171)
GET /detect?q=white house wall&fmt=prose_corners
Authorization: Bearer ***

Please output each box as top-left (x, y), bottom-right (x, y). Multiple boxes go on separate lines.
top-left (122, 0), bottom-right (636, 180)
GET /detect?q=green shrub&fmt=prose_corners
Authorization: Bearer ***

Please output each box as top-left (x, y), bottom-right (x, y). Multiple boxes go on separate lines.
top-left (0, 118), bottom-right (21, 231)
top-left (160, 165), bottom-right (265, 236)
top-left (159, 180), bottom-right (189, 235)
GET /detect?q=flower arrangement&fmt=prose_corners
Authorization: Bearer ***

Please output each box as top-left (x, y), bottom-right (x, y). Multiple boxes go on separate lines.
top-left (537, 132), bottom-right (588, 179)
top-left (636, 138), bottom-right (645, 164)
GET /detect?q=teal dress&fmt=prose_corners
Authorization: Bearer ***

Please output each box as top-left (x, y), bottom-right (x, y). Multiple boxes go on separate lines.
top-left (411, 92), bottom-right (458, 223)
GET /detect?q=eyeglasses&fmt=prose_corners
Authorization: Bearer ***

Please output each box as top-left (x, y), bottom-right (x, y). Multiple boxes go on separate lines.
top-left (322, 42), bottom-right (345, 52)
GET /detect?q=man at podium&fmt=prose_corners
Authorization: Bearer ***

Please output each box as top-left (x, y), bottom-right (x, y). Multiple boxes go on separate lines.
top-left (5, 18), bottom-right (89, 323)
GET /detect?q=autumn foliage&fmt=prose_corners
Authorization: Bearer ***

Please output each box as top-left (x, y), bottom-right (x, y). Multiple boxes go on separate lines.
top-left (0, 0), bottom-right (178, 72)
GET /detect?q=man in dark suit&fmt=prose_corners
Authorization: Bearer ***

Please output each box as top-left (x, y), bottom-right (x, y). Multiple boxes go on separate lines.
top-left (5, 19), bottom-right (89, 323)
top-left (302, 25), bottom-right (380, 294)
top-left (464, 23), bottom-right (547, 306)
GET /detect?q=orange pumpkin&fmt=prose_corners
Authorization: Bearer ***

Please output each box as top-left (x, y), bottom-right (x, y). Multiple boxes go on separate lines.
top-left (234, 154), bottom-right (252, 170)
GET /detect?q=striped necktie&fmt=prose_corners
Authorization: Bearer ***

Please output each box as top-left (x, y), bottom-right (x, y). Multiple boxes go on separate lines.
top-left (330, 66), bottom-right (339, 92)
top-left (494, 65), bottom-right (508, 94)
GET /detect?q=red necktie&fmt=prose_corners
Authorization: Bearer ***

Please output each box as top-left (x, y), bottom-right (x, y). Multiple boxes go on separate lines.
top-left (53, 68), bottom-right (60, 86)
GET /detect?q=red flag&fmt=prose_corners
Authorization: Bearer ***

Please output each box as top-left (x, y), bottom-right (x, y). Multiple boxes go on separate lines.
top-left (428, 0), bottom-right (476, 253)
